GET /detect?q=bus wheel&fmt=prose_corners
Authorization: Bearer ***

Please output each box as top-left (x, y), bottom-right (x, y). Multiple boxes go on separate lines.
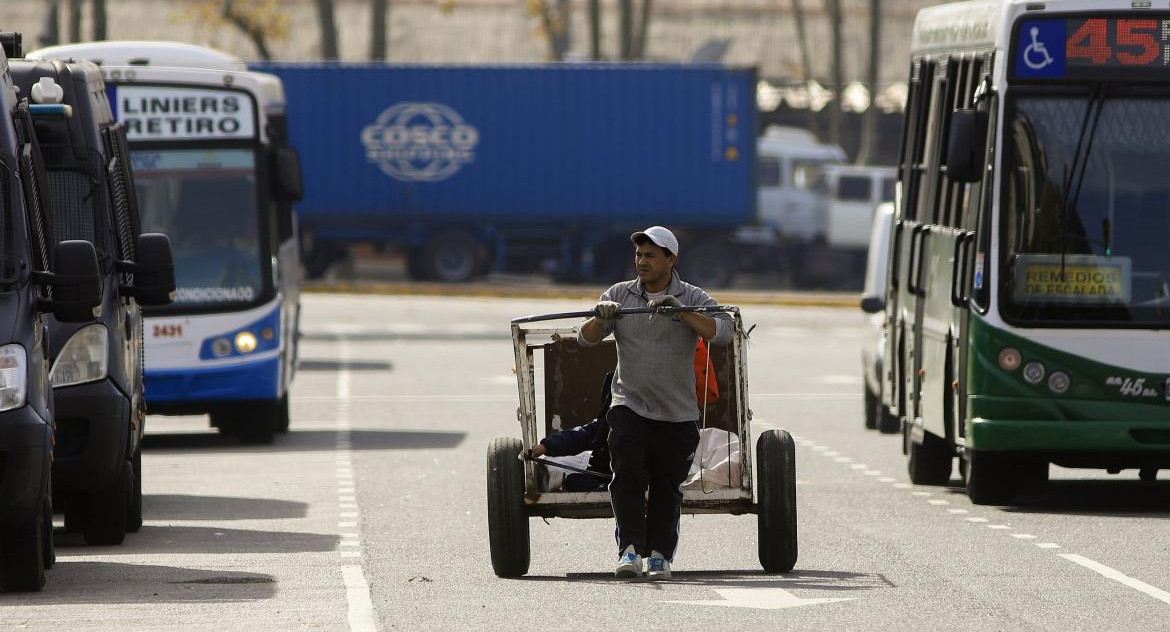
top-left (83, 460), bottom-right (130, 545)
top-left (1140, 468), bottom-right (1158, 483)
top-left (0, 507), bottom-right (46, 591)
top-left (965, 451), bottom-right (1018, 505)
top-left (277, 394), bottom-right (291, 433)
top-left (486, 437), bottom-right (530, 578)
top-left (878, 406), bottom-right (901, 435)
top-left (907, 430), bottom-right (952, 485)
top-left (240, 400), bottom-right (279, 445)
top-left (757, 429), bottom-right (798, 573)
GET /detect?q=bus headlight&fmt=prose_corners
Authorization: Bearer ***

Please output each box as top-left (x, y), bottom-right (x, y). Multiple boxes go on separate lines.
top-left (998, 347), bottom-right (1022, 371)
top-left (50, 324), bottom-right (108, 388)
top-left (212, 338), bottom-right (233, 357)
top-left (1048, 371), bottom-right (1071, 394)
top-left (0, 344), bottom-right (28, 411)
top-left (235, 331), bottom-right (258, 354)
top-left (1022, 361), bottom-right (1046, 385)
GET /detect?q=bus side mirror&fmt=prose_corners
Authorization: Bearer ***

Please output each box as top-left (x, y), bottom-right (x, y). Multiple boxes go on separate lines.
top-left (37, 240), bottom-right (102, 323)
top-left (860, 295), bottom-right (885, 314)
top-left (946, 109), bottom-right (987, 184)
top-left (124, 233), bottom-right (176, 307)
top-left (274, 147), bottom-right (303, 202)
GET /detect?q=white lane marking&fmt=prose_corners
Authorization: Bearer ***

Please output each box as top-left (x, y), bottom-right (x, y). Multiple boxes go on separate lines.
top-left (1036, 543), bottom-right (1062, 549)
top-left (1011, 534), bottom-right (1037, 539)
top-left (823, 451), bottom-right (840, 457)
top-left (947, 509), bottom-right (969, 514)
top-left (911, 491), bottom-right (931, 497)
top-left (343, 566), bottom-right (378, 631)
top-left (928, 500), bottom-right (949, 506)
top-left (967, 517), bottom-right (989, 523)
top-left (893, 483), bottom-right (912, 489)
top-left (1061, 554), bottom-right (1170, 607)
top-left (878, 477), bottom-right (895, 483)
top-left (864, 471), bottom-right (882, 476)
top-left (337, 340), bottom-right (377, 632)
top-left (988, 525), bottom-right (1011, 530)
top-left (849, 464), bottom-right (866, 470)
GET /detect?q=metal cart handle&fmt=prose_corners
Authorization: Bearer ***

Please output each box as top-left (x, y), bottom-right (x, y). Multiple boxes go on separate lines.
top-left (511, 304), bottom-right (737, 325)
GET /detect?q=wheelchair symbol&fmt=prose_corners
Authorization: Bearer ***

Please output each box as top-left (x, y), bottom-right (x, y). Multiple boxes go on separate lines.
top-left (1023, 27), bottom-right (1054, 70)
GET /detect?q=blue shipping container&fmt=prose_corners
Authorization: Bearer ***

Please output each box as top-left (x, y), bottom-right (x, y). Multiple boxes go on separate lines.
top-left (253, 63), bottom-right (757, 233)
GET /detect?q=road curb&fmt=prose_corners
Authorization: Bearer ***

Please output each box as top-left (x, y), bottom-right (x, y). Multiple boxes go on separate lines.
top-left (303, 281), bottom-right (859, 308)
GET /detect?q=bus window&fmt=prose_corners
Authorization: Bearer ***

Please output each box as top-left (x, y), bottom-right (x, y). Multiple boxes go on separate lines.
top-left (1002, 93), bottom-right (1170, 325)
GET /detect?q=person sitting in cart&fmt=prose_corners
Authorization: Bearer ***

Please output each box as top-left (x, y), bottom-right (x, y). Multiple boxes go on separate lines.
top-left (578, 225), bottom-right (732, 580)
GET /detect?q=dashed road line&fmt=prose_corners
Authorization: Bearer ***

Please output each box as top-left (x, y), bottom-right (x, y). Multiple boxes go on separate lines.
top-left (792, 437), bottom-right (1170, 610)
top-left (337, 341), bottom-right (377, 632)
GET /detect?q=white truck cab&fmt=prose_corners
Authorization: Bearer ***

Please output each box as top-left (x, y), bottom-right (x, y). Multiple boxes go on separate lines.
top-left (823, 164), bottom-right (898, 250)
top-left (756, 125), bottom-right (846, 243)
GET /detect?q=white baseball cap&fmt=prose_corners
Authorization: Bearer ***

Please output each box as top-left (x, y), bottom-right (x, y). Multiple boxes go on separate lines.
top-left (630, 226), bottom-right (679, 256)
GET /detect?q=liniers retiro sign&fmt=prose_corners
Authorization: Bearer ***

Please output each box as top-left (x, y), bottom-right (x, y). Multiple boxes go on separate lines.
top-left (112, 86), bottom-right (256, 141)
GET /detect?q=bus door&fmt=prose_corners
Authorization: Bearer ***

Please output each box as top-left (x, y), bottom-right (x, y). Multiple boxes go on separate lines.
top-left (906, 59), bottom-right (955, 444)
top-left (950, 58), bottom-right (996, 450)
top-left (887, 58), bottom-right (933, 440)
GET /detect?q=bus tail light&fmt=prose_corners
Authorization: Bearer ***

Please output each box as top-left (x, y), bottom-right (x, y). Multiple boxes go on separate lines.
top-left (998, 347), bottom-right (1022, 371)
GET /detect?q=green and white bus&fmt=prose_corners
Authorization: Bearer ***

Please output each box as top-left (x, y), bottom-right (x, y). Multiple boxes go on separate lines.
top-left (881, 0), bottom-right (1170, 504)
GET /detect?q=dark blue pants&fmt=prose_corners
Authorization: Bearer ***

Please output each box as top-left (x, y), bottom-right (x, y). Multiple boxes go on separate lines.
top-left (606, 405), bottom-right (700, 562)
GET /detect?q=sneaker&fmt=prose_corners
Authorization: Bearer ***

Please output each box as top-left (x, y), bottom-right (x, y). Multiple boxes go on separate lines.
top-left (646, 551), bottom-right (671, 579)
top-left (615, 545), bottom-right (642, 578)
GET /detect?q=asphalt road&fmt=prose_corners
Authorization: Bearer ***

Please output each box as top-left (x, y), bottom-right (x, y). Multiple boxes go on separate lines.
top-left (3, 292), bottom-right (1169, 631)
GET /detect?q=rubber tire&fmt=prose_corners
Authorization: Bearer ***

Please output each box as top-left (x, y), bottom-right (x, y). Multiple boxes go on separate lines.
top-left (1140, 468), bottom-right (1158, 483)
top-left (864, 386), bottom-right (878, 430)
top-left (679, 242), bottom-right (735, 289)
top-left (907, 429), bottom-right (953, 486)
top-left (423, 232), bottom-right (479, 283)
top-left (42, 493), bottom-right (55, 570)
top-left (486, 437), bottom-right (530, 578)
top-left (877, 406), bottom-right (901, 435)
top-left (0, 509), bottom-right (46, 591)
top-left (83, 460), bottom-right (130, 545)
top-left (965, 451), bottom-right (1018, 506)
top-left (239, 400), bottom-right (279, 445)
top-left (757, 429), bottom-right (799, 573)
top-left (126, 448), bottom-right (143, 533)
top-left (277, 393), bottom-right (291, 433)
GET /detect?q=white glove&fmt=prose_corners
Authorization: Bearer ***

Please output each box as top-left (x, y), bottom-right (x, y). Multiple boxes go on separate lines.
top-left (594, 300), bottom-right (622, 322)
top-left (647, 295), bottom-right (682, 310)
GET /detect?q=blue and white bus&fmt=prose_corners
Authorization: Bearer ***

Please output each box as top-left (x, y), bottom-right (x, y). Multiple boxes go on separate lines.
top-left (30, 42), bottom-right (304, 443)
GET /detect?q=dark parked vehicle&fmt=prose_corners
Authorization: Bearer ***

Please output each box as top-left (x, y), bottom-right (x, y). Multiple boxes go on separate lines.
top-left (9, 57), bottom-right (175, 546)
top-left (0, 33), bottom-right (103, 591)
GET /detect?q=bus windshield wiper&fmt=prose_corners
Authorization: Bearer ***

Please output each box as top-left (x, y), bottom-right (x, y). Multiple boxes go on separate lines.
top-left (1058, 83), bottom-right (1108, 272)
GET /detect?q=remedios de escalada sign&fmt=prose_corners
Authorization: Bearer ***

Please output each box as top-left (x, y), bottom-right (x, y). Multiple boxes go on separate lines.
top-left (360, 102), bottom-right (480, 183)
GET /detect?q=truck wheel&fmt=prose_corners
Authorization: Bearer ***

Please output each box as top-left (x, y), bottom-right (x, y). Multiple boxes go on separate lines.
top-left (907, 429), bottom-right (952, 485)
top-left (965, 451), bottom-right (1018, 505)
top-left (83, 460), bottom-right (130, 545)
top-left (127, 447), bottom-right (143, 533)
top-left (0, 509), bottom-right (47, 591)
top-left (487, 437), bottom-right (530, 577)
top-left (423, 232), bottom-right (479, 283)
top-left (240, 400), bottom-right (279, 445)
top-left (680, 242), bottom-right (735, 288)
top-left (756, 429), bottom-right (798, 573)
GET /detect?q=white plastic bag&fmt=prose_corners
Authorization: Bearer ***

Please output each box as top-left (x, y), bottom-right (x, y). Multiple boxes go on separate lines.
top-left (682, 428), bottom-right (741, 491)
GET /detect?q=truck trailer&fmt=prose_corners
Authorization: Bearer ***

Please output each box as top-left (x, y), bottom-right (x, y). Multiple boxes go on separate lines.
top-left (253, 63), bottom-right (766, 287)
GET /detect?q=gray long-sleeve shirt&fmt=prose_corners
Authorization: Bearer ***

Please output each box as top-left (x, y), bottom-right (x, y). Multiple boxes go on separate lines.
top-left (578, 271), bottom-right (733, 423)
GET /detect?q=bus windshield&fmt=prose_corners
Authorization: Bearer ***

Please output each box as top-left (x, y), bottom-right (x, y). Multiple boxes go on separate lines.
top-left (132, 148), bottom-right (268, 311)
top-left (1002, 93), bottom-right (1170, 327)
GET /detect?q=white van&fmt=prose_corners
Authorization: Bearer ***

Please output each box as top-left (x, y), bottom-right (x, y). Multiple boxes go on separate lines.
top-left (824, 164), bottom-right (898, 250)
top-left (756, 126), bottom-right (846, 243)
top-left (860, 202), bottom-right (898, 433)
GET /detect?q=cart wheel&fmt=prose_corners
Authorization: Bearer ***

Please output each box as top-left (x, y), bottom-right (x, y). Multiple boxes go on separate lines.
top-left (757, 429), bottom-right (798, 573)
top-left (486, 437), bottom-right (530, 578)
